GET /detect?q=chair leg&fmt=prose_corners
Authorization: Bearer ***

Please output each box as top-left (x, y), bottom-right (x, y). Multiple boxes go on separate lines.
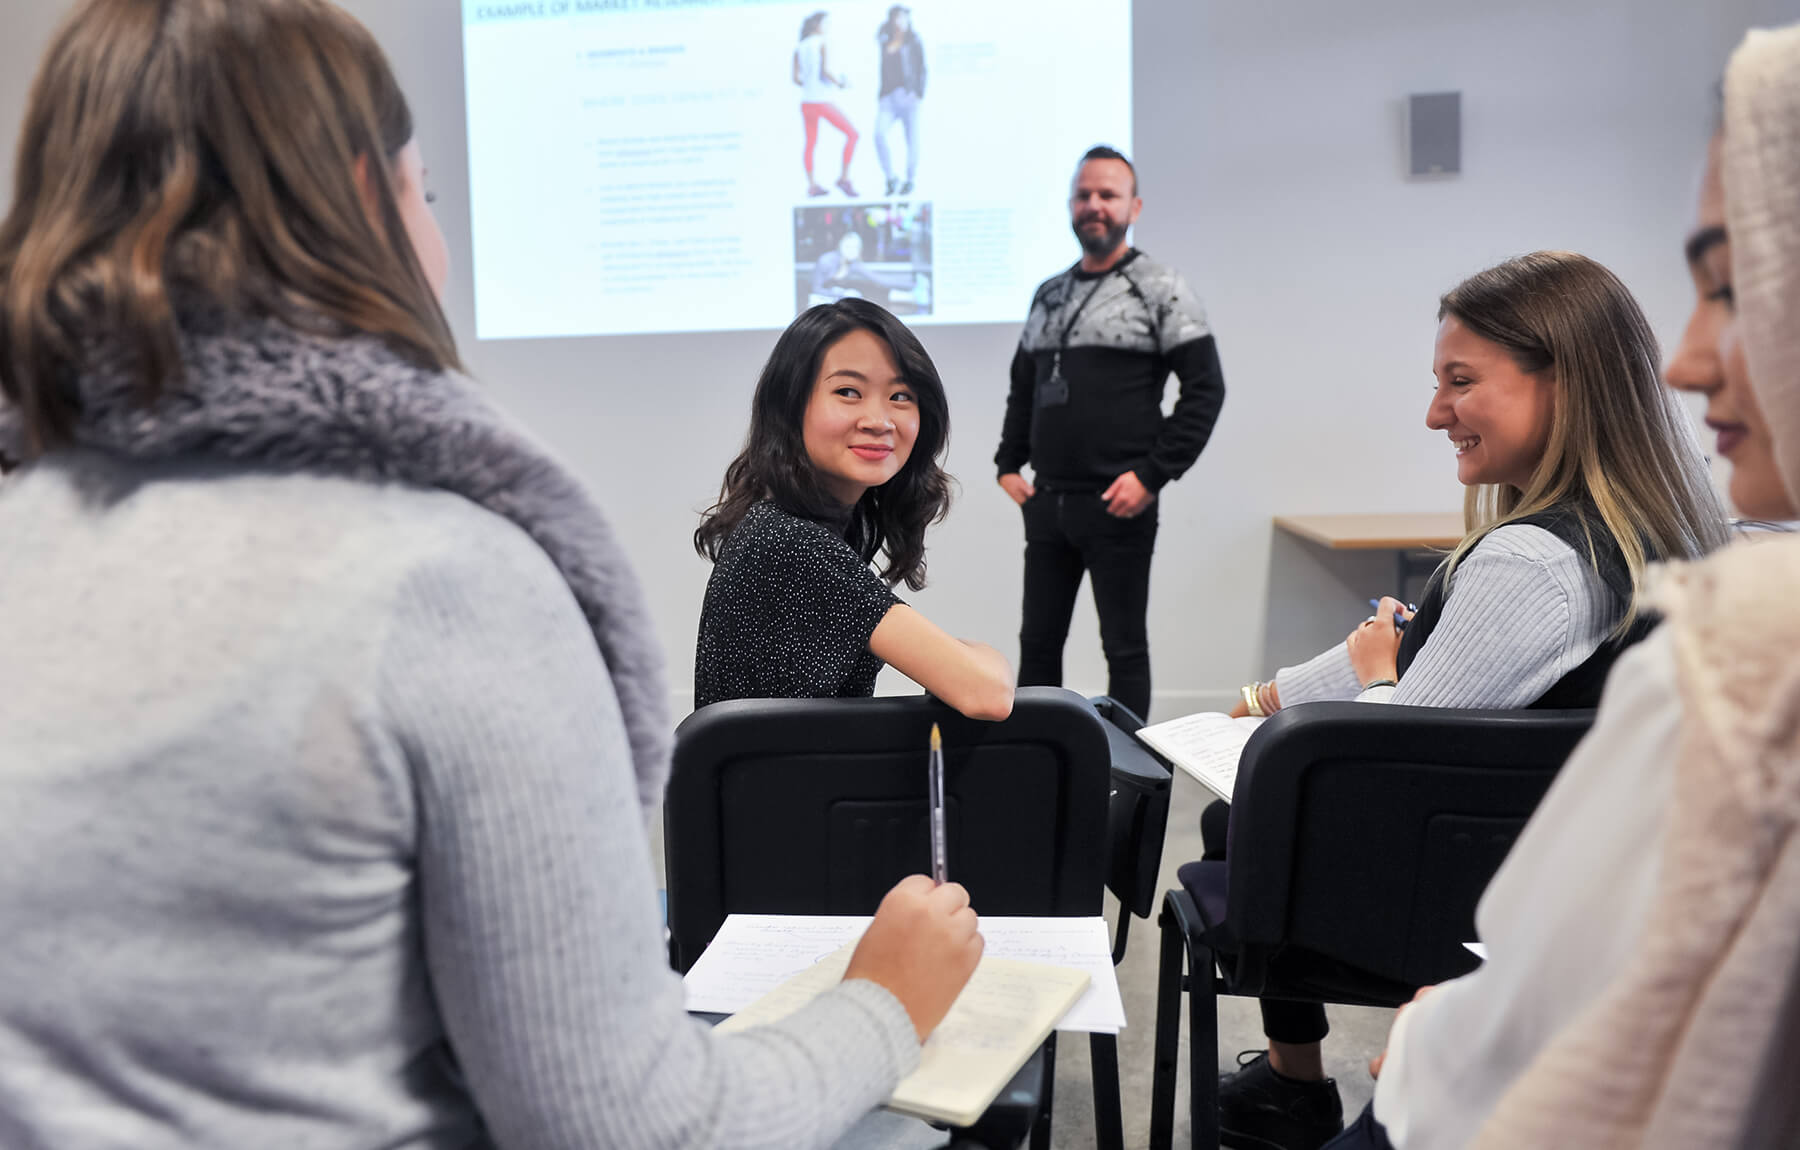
top-left (1150, 895), bottom-right (1184, 1150)
top-left (1089, 1032), bottom-right (1123, 1150)
top-left (1187, 936), bottom-right (1220, 1150)
top-left (1111, 905), bottom-right (1131, 964)
top-left (1029, 1031), bottom-right (1056, 1150)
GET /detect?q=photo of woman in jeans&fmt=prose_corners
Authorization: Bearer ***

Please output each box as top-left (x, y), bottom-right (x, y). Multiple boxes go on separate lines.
top-left (794, 11), bottom-right (859, 198)
top-left (875, 6), bottom-right (925, 196)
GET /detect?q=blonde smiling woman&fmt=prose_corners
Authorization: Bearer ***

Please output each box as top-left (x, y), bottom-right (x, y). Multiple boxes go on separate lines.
top-left (1333, 26), bottom-right (1800, 1150)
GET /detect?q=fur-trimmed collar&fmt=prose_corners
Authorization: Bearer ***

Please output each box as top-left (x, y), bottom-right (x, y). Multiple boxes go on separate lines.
top-left (0, 312), bottom-right (671, 810)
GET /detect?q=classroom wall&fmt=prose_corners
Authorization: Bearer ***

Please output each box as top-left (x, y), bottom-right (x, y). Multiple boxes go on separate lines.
top-left (2, 0), bottom-right (1794, 718)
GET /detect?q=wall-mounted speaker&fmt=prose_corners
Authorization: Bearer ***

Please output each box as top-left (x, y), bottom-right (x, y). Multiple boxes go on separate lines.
top-left (1408, 91), bottom-right (1462, 177)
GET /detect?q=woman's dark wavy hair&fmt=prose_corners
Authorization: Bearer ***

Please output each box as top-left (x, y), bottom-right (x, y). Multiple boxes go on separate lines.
top-left (800, 11), bottom-right (827, 39)
top-left (694, 298), bottom-right (952, 591)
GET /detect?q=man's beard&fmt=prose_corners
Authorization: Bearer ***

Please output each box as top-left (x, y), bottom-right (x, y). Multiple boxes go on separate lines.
top-left (1073, 217), bottom-right (1129, 257)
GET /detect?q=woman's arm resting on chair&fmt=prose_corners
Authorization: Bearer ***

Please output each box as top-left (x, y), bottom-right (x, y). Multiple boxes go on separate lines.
top-left (869, 603), bottom-right (1015, 720)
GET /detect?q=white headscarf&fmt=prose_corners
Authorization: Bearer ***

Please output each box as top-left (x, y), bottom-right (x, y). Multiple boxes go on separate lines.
top-left (1725, 25), bottom-right (1800, 509)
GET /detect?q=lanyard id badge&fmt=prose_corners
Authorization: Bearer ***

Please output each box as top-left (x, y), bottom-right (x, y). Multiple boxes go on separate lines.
top-left (1038, 358), bottom-right (1071, 406)
top-left (1036, 271), bottom-right (1113, 408)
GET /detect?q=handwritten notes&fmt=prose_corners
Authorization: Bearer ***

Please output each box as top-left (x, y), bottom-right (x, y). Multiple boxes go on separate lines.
top-left (716, 940), bottom-right (1090, 1127)
top-left (681, 916), bottom-right (862, 1014)
top-left (684, 914), bottom-right (1126, 1033)
top-left (1133, 712), bottom-right (1265, 801)
top-left (710, 941), bottom-right (854, 1028)
top-left (980, 916), bottom-right (1125, 1033)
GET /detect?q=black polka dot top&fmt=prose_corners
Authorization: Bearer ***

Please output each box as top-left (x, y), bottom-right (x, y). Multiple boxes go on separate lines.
top-left (694, 501), bottom-right (901, 709)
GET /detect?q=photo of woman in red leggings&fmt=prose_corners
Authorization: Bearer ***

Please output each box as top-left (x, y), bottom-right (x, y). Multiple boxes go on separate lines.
top-left (793, 11), bottom-right (859, 198)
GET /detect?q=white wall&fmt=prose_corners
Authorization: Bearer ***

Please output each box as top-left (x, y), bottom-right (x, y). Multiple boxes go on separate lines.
top-left (3, 0), bottom-right (1795, 718)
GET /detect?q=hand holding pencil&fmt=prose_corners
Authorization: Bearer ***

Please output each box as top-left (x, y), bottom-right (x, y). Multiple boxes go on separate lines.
top-left (845, 875), bottom-right (984, 1042)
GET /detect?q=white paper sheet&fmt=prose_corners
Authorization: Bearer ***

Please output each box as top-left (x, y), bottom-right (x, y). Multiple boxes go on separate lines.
top-left (683, 913), bottom-right (1127, 1034)
top-left (1133, 712), bottom-right (1265, 801)
top-left (681, 915), bottom-right (866, 1014)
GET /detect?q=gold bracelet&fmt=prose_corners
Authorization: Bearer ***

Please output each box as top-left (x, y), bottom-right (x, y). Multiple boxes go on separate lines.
top-left (1241, 682), bottom-right (1266, 717)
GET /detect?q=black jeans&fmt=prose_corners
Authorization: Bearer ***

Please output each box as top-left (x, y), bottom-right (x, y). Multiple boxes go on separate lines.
top-left (1017, 489), bottom-right (1157, 720)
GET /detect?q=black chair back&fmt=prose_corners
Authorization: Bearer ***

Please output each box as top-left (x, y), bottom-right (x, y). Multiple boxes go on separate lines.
top-left (1226, 701), bottom-right (1595, 992)
top-left (665, 686), bottom-right (1111, 972)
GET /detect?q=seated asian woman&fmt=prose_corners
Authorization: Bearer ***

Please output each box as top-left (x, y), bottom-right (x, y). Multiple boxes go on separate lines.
top-left (693, 298), bottom-right (1014, 721)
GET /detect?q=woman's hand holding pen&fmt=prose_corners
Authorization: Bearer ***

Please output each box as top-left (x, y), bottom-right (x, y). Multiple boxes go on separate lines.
top-left (1347, 596), bottom-right (1412, 688)
top-left (845, 875), bottom-right (984, 1043)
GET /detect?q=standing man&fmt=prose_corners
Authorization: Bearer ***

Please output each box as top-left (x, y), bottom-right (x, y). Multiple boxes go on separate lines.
top-left (994, 146), bottom-right (1225, 720)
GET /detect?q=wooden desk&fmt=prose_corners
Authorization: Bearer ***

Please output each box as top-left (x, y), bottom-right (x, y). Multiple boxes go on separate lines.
top-left (1273, 512), bottom-right (1465, 592)
top-left (1273, 512), bottom-right (1465, 551)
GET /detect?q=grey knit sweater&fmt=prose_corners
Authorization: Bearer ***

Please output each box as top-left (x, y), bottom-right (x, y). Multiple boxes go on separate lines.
top-left (0, 451), bottom-right (919, 1148)
top-left (1274, 523), bottom-right (1617, 708)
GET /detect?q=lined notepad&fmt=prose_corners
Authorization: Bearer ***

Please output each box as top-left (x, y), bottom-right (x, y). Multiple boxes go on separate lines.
top-left (1134, 712), bottom-right (1264, 801)
top-left (716, 943), bottom-right (1090, 1127)
top-left (685, 914), bottom-right (1126, 1033)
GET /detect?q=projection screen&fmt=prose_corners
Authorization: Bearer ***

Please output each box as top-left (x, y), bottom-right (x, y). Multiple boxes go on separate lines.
top-left (462, 0), bottom-right (1133, 339)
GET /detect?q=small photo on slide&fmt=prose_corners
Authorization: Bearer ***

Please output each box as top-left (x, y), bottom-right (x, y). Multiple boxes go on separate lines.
top-left (794, 202), bottom-right (934, 318)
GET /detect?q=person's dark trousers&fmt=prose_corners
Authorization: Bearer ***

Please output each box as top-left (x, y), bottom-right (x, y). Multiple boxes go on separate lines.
top-left (1322, 1104), bottom-right (1397, 1149)
top-left (1201, 798), bottom-right (1332, 1044)
top-left (1016, 488), bottom-right (1157, 719)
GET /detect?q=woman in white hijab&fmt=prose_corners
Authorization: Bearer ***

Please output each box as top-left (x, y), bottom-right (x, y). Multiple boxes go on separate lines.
top-left (1327, 24), bottom-right (1800, 1150)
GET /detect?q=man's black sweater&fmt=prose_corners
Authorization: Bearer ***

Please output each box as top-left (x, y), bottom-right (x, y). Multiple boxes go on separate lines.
top-left (994, 249), bottom-right (1225, 491)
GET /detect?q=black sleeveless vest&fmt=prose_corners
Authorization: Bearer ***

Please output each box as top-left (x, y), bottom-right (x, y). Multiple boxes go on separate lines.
top-left (1394, 504), bottom-right (1653, 709)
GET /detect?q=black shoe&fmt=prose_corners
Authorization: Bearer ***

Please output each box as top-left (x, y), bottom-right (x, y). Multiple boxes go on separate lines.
top-left (1217, 1051), bottom-right (1344, 1150)
top-left (899, 180), bottom-right (914, 195)
top-left (885, 177), bottom-right (898, 196)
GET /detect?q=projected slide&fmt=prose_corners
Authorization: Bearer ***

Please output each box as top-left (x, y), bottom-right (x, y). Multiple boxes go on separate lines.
top-left (462, 0), bottom-right (1131, 339)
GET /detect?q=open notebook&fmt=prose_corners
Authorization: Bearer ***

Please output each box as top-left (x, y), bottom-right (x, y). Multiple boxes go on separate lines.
top-left (715, 942), bottom-right (1089, 1127)
top-left (1133, 712), bottom-right (1265, 801)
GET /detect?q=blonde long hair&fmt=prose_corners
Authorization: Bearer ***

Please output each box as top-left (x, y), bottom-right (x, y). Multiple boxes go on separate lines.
top-left (1440, 252), bottom-right (1729, 626)
top-left (0, 0), bottom-right (457, 456)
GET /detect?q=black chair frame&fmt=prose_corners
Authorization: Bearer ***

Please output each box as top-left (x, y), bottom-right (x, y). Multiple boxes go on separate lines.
top-left (1092, 696), bottom-right (1174, 965)
top-left (1144, 702), bottom-right (1596, 1150)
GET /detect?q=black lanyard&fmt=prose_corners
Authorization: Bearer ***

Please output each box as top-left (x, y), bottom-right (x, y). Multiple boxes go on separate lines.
top-left (1050, 268), bottom-right (1118, 381)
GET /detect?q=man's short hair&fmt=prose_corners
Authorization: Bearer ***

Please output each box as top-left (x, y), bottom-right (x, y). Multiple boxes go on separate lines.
top-left (1076, 144), bottom-right (1137, 196)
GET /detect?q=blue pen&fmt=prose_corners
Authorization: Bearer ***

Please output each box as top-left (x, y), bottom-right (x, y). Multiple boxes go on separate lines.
top-left (1370, 598), bottom-right (1416, 633)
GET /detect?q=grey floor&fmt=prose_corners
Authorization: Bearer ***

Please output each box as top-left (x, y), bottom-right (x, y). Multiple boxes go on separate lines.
top-left (653, 770), bottom-right (1394, 1150)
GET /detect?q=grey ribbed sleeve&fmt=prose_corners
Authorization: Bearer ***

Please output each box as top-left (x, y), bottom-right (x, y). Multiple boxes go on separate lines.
top-left (0, 455), bottom-right (918, 1150)
top-left (390, 508), bottom-right (921, 1149)
top-left (1272, 525), bottom-right (1617, 709)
